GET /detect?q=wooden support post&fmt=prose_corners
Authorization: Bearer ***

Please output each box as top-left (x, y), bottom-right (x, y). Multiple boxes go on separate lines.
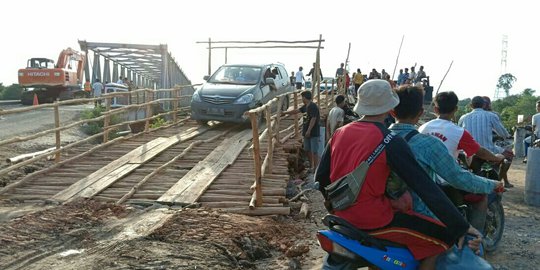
top-left (173, 88), bottom-right (179, 123)
top-left (293, 92), bottom-right (299, 139)
top-left (53, 99), bottom-right (61, 162)
top-left (265, 105), bottom-right (273, 175)
top-left (208, 37), bottom-right (212, 75)
top-left (275, 96), bottom-right (282, 144)
top-left (144, 89), bottom-right (153, 131)
top-left (325, 81), bottom-right (329, 112)
top-left (103, 96), bottom-right (111, 143)
top-left (250, 112), bottom-right (263, 207)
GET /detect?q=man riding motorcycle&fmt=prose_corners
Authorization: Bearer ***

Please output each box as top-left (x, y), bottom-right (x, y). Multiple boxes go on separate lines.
top-left (419, 91), bottom-right (505, 232)
top-left (388, 87), bottom-right (503, 234)
top-left (316, 80), bottom-right (481, 270)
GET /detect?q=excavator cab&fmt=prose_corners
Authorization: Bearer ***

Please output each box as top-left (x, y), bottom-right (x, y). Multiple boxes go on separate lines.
top-left (27, 58), bottom-right (55, 69)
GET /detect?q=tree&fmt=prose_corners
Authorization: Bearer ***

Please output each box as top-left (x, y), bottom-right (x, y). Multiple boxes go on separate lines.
top-left (496, 73), bottom-right (517, 96)
top-left (493, 88), bottom-right (537, 131)
top-left (0, 84), bottom-right (22, 100)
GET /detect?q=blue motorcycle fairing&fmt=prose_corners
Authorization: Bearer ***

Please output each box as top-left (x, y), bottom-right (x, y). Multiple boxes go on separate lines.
top-left (319, 230), bottom-right (419, 270)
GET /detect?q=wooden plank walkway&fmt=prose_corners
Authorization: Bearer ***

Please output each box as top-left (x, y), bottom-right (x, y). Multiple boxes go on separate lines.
top-left (0, 92), bottom-right (327, 215)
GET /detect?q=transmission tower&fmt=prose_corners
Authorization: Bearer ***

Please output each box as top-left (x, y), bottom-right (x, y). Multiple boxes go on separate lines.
top-left (494, 35), bottom-right (508, 99)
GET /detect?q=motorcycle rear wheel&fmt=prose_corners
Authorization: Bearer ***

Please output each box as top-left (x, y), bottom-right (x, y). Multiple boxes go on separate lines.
top-left (483, 199), bottom-right (504, 252)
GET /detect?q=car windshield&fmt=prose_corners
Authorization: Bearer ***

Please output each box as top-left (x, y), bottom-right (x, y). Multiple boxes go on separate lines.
top-left (209, 66), bottom-right (262, 85)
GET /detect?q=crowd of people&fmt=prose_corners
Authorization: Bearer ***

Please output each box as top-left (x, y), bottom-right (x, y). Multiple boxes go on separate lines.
top-left (281, 60), bottom-right (524, 269)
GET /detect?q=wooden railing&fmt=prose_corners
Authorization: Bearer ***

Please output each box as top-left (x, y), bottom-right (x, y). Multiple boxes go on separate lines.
top-left (0, 85), bottom-right (197, 179)
top-left (247, 89), bottom-right (334, 209)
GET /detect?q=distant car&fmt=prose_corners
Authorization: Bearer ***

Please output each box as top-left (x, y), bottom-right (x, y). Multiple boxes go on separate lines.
top-left (305, 77), bottom-right (337, 93)
top-left (320, 77), bottom-right (337, 93)
top-left (190, 63), bottom-right (292, 124)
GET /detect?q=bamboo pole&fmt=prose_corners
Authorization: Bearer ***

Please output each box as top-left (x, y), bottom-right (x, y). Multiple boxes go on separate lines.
top-left (173, 88), bottom-right (179, 123)
top-left (265, 106), bottom-right (273, 175)
top-left (249, 112), bottom-right (263, 208)
top-left (103, 96), bottom-right (111, 143)
top-left (0, 131), bottom-right (105, 176)
top-left (324, 81), bottom-right (329, 112)
top-left (427, 60), bottom-right (454, 113)
top-left (144, 89), bottom-right (153, 132)
top-left (391, 35), bottom-right (405, 80)
top-left (275, 96), bottom-right (282, 145)
top-left (7, 147), bottom-right (56, 164)
top-left (293, 92), bottom-right (299, 139)
top-left (53, 100), bottom-right (61, 162)
top-left (208, 37), bottom-right (212, 75)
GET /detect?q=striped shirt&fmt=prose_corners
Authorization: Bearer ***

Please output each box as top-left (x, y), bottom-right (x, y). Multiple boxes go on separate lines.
top-left (458, 108), bottom-right (510, 154)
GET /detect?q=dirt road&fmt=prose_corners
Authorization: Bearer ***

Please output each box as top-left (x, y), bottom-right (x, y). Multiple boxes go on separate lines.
top-left (0, 103), bottom-right (92, 141)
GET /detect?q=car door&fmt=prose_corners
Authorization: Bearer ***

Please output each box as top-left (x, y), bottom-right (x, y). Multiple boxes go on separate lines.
top-left (277, 65), bottom-right (291, 94)
top-left (259, 65), bottom-right (273, 105)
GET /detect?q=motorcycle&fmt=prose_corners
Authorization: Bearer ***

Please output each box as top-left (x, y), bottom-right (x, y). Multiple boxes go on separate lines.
top-left (466, 156), bottom-right (506, 252)
top-left (316, 156), bottom-right (504, 269)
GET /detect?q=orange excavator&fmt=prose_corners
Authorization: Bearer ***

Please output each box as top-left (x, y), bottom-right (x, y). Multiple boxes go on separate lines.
top-left (18, 48), bottom-right (86, 104)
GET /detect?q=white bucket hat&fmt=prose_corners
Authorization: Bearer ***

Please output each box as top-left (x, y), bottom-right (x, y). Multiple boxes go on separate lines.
top-left (353, 79), bottom-right (400, 116)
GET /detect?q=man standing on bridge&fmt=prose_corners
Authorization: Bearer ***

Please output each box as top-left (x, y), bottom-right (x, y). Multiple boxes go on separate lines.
top-left (282, 90), bottom-right (320, 172)
top-left (92, 78), bottom-right (104, 107)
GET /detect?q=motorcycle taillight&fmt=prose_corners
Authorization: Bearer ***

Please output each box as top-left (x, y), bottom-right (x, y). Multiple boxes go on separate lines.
top-left (317, 232), bottom-right (335, 253)
top-left (316, 232), bottom-right (357, 260)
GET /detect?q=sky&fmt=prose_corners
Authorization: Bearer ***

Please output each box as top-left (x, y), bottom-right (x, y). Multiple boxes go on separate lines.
top-left (0, 0), bottom-right (538, 100)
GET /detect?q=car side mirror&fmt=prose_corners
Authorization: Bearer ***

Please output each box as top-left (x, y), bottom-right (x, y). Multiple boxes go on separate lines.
top-left (265, 78), bottom-right (275, 85)
top-left (203, 75), bottom-right (210, 81)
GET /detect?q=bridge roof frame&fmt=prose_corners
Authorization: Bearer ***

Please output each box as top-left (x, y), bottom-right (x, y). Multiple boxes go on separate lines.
top-left (79, 40), bottom-right (191, 88)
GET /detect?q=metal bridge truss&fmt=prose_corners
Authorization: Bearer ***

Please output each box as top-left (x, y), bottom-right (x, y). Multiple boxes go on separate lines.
top-left (79, 40), bottom-right (192, 90)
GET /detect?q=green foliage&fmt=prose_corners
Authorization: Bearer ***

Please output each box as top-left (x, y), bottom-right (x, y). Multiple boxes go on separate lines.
top-left (496, 73), bottom-right (517, 97)
top-left (0, 84), bottom-right (23, 100)
top-left (455, 89), bottom-right (538, 131)
top-left (80, 106), bottom-right (121, 141)
top-left (494, 88), bottom-right (537, 130)
top-left (455, 98), bottom-right (472, 121)
top-left (150, 116), bottom-right (167, 129)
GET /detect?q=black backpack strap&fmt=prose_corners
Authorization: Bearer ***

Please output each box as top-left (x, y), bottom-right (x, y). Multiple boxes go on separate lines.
top-left (404, 130), bottom-right (419, 142)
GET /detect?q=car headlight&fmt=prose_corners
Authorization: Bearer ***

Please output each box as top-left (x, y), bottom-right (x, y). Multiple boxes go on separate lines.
top-left (192, 92), bottom-right (201, 102)
top-left (234, 94), bottom-right (253, 104)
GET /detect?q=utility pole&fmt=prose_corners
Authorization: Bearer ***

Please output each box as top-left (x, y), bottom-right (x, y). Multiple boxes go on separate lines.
top-left (494, 35), bottom-right (508, 99)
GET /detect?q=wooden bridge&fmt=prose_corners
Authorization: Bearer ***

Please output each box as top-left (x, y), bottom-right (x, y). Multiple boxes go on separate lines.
top-left (0, 87), bottom-right (336, 215)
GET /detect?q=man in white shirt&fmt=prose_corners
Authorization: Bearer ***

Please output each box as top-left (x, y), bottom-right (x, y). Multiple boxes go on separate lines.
top-left (117, 76), bottom-right (124, 84)
top-left (295, 67), bottom-right (305, 90)
top-left (524, 100), bottom-right (540, 163)
top-left (326, 95), bottom-right (346, 141)
top-left (420, 91), bottom-right (505, 230)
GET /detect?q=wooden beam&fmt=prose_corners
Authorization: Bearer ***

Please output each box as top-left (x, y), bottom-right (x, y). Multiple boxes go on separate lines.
top-left (157, 129), bottom-right (253, 205)
top-left (52, 126), bottom-right (209, 202)
top-left (221, 207), bottom-right (290, 216)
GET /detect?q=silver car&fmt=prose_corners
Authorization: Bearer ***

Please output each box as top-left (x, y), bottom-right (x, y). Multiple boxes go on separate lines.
top-left (191, 63), bottom-right (292, 124)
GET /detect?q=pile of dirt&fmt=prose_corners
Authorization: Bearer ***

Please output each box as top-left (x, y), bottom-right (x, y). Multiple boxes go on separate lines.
top-left (141, 207), bottom-right (312, 269)
top-left (0, 199), bottom-right (131, 269)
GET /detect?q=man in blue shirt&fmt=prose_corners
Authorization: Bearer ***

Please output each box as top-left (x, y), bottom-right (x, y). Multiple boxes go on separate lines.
top-left (389, 86), bottom-right (502, 231)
